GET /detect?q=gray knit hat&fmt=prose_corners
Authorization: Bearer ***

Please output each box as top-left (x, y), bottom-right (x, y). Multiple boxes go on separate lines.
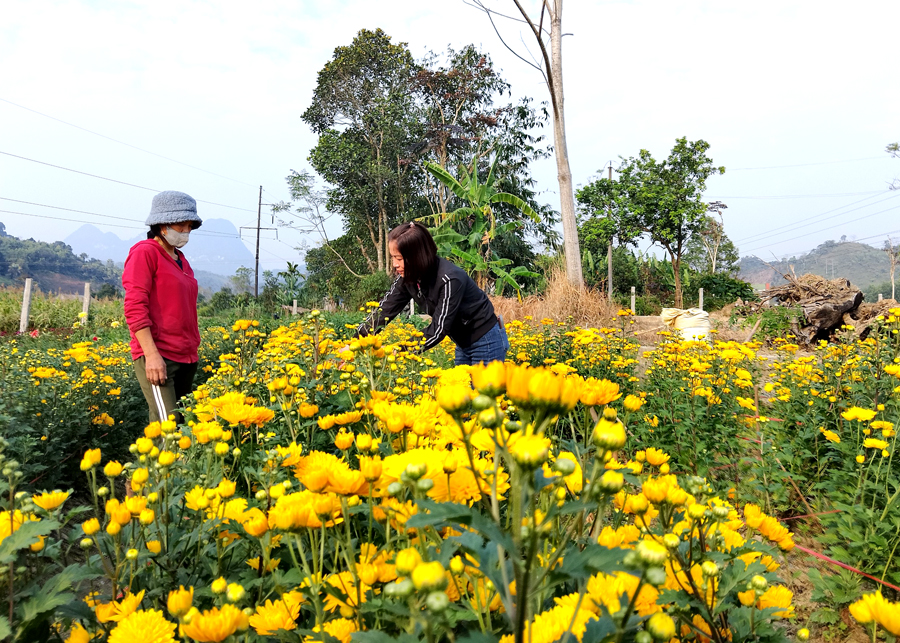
top-left (145, 191), bottom-right (202, 229)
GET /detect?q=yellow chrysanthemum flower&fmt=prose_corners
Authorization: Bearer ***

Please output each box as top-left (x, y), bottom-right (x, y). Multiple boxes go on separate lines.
top-left (108, 609), bottom-right (175, 643)
top-left (180, 604), bottom-right (248, 642)
top-left (32, 490), bottom-right (70, 511)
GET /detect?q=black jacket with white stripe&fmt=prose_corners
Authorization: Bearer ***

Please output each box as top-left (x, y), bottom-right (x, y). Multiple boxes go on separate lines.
top-left (356, 258), bottom-right (498, 351)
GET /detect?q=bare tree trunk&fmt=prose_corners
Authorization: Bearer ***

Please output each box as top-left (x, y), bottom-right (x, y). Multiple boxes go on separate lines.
top-left (668, 248), bottom-right (683, 309)
top-left (548, 3), bottom-right (583, 287)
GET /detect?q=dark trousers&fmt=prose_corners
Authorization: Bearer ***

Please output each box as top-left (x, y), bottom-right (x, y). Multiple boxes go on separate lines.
top-left (133, 357), bottom-right (198, 424)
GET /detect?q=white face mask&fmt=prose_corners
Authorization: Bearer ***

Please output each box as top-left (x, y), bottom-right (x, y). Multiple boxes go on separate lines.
top-left (162, 227), bottom-right (190, 248)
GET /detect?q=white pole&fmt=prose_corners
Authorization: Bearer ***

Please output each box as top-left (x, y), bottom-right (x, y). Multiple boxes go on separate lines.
top-left (19, 278), bottom-right (33, 334)
top-left (630, 286), bottom-right (636, 315)
top-left (699, 287), bottom-right (704, 311)
top-left (292, 299), bottom-right (298, 316)
top-left (82, 283), bottom-right (91, 321)
top-left (409, 300), bottom-right (414, 316)
top-left (879, 293), bottom-right (883, 302)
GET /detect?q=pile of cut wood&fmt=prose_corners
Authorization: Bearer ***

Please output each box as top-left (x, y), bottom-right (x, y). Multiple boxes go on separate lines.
top-left (739, 273), bottom-right (897, 343)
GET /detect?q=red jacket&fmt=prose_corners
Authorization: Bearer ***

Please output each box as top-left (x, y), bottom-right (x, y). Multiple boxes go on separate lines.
top-left (123, 239), bottom-right (200, 363)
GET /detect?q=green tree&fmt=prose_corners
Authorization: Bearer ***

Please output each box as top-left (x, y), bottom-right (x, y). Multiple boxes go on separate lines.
top-left (303, 29), bottom-right (419, 275)
top-left (612, 138), bottom-right (725, 308)
top-left (683, 214), bottom-right (739, 276)
top-left (229, 267), bottom-right (253, 295)
top-left (274, 169), bottom-right (365, 279)
top-left (422, 158), bottom-right (539, 292)
top-left (409, 46), bottom-right (559, 280)
top-left (576, 173), bottom-right (643, 295)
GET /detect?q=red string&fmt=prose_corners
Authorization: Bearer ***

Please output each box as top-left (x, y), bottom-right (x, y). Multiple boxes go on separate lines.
top-left (781, 509), bottom-right (842, 522)
top-left (794, 544), bottom-right (900, 593)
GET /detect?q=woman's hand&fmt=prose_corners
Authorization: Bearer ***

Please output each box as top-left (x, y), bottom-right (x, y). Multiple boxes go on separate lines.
top-left (144, 353), bottom-right (167, 386)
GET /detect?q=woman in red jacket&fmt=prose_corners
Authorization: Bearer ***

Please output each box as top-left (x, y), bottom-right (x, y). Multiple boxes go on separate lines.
top-left (122, 191), bottom-right (202, 424)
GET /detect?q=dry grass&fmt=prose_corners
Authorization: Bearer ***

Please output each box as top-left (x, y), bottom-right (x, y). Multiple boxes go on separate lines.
top-left (491, 267), bottom-right (618, 327)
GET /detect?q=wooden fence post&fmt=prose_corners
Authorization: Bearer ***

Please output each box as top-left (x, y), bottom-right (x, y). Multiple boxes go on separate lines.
top-left (19, 278), bottom-right (33, 334)
top-left (630, 286), bottom-right (636, 315)
top-left (699, 287), bottom-right (704, 311)
top-left (82, 283), bottom-right (91, 322)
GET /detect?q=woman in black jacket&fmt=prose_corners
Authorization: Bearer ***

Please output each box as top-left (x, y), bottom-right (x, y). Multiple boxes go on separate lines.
top-left (357, 222), bottom-right (509, 365)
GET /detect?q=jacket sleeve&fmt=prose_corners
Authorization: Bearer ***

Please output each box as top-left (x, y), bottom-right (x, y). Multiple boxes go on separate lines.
top-left (122, 246), bottom-right (155, 333)
top-left (420, 273), bottom-right (462, 351)
top-left (357, 277), bottom-right (411, 337)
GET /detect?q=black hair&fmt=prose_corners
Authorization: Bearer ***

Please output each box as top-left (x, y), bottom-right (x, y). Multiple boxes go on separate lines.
top-left (388, 222), bottom-right (438, 283)
top-left (147, 221), bottom-right (200, 240)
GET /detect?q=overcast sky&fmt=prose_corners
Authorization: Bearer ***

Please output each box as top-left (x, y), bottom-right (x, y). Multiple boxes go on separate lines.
top-left (1, 0), bottom-right (897, 275)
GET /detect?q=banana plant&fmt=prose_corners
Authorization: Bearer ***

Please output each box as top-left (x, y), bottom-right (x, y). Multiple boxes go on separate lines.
top-left (419, 159), bottom-right (541, 293)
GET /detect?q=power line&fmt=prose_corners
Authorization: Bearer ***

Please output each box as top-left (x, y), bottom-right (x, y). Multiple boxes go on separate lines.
top-left (0, 96), bottom-right (258, 188)
top-left (0, 196), bottom-right (139, 223)
top-left (728, 156), bottom-right (887, 171)
top-left (0, 209), bottom-right (143, 232)
top-left (0, 207), bottom-right (276, 243)
top-left (734, 192), bottom-right (899, 245)
top-left (741, 204), bottom-right (900, 254)
top-left (0, 196), bottom-right (254, 240)
top-left (708, 190), bottom-right (881, 200)
top-left (0, 150), bottom-right (254, 212)
top-left (747, 231), bottom-right (900, 265)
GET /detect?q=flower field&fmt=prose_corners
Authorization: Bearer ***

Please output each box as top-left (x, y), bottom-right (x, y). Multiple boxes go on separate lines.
top-left (2, 310), bottom-right (900, 642)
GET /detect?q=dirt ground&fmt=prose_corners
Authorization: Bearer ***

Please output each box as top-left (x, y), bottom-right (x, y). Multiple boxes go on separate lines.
top-left (779, 534), bottom-right (872, 642)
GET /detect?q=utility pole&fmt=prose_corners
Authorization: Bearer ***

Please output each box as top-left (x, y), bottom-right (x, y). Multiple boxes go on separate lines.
top-left (607, 163), bottom-right (613, 302)
top-left (255, 186), bottom-right (262, 297)
top-left (240, 186), bottom-right (277, 297)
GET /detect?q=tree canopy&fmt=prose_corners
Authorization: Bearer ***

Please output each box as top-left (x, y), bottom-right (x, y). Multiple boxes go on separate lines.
top-left (610, 138), bottom-right (724, 308)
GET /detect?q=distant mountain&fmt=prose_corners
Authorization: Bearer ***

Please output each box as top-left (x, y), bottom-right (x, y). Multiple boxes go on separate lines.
top-left (740, 240), bottom-right (892, 290)
top-left (64, 219), bottom-right (256, 277)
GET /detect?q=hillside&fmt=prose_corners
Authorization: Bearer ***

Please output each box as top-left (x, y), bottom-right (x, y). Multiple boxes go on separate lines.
top-left (0, 222), bottom-right (120, 294)
top-left (64, 219), bottom-right (257, 277)
top-left (0, 222), bottom-right (244, 296)
top-left (739, 240), bottom-right (892, 290)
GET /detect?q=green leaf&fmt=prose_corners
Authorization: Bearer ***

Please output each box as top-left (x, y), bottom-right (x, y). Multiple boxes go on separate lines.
top-left (578, 616), bottom-right (616, 643)
top-left (20, 592), bottom-right (74, 625)
top-left (423, 161), bottom-right (470, 203)
top-left (457, 632), bottom-right (500, 643)
top-left (0, 616), bottom-right (10, 640)
top-left (353, 632), bottom-right (420, 643)
top-left (489, 192), bottom-right (541, 223)
top-left (0, 520), bottom-right (57, 564)
top-left (551, 545), bottom-right (630, 584)
top-left (20, 564), bottom-right (100, 622)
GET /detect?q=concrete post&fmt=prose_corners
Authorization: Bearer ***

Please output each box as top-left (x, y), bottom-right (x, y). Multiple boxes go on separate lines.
top-left (19, 278), bottom-right (33, 334)
top-left (698, 287), bottom-right (704, 311)
top-left (630, 286), bottom-right (636, 315)
top-left (82, 283), bottom-right (91, 321)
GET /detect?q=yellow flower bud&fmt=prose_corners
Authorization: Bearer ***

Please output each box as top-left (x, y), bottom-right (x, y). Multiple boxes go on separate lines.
top-left (167, 586), bottom-right (194, 618)
top-left (226, 583), bottom-right (245, 603)
top-left (395, 547), bottom-right (422, 576)
top-left (82, 518), bottom-right (100, 535)
top-left (412, 561), bottom-right (447, 591)
top-left (646, 612), bottom-right (676, 641)
top-left (103, 461), bottom-right (123, 477)
top-left (635, 540), bottom-right (668, 566)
